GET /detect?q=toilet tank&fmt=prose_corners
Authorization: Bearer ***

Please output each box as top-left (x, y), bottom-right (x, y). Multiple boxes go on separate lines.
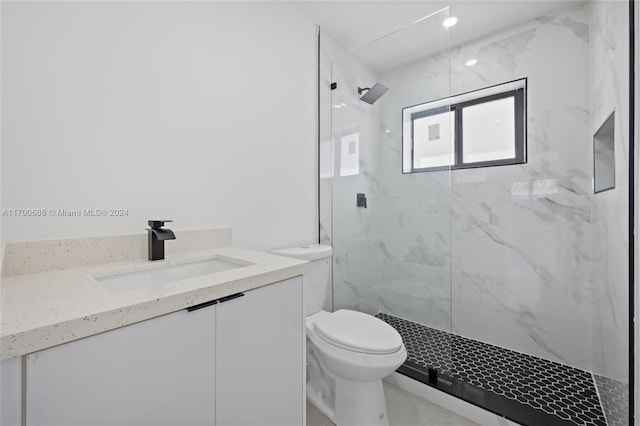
top-left (270, 244), bottom-right (332, 316)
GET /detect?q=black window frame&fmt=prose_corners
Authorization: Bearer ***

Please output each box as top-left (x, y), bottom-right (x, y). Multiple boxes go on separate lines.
top-left (405, 81), bottom-right (527, 174)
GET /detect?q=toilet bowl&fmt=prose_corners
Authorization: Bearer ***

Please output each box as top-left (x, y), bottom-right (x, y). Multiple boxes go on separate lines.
top-left (306, 310), bottom-right (407, 426)
top-left (270, 245), bottom-right (407, 426)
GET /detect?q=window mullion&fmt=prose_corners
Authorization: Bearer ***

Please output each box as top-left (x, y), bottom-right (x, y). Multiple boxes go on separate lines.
top-left (514, 88), bottom-right (526, 163)
top-left (455, 105), bottom-right (464, 168)
top-left (411, 116), bottom-right (416, 172)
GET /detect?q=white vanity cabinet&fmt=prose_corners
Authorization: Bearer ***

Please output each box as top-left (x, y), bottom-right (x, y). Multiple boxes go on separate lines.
top-left (216, 276), bottom-right (303, 426)
top-left (25, 305), bottom-right (216, 426)
top-left (1, 357), bottom-right (22, 426)
top-left (23, 276), bottom-right (303, 426)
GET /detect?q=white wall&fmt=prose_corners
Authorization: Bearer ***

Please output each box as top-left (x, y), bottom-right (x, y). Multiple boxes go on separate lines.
top-left (1, 1), bottom-right (318, 251)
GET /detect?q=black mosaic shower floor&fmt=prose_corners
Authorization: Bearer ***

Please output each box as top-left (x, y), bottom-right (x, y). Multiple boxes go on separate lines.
top-left (376, 313), bottom-right (608, 426)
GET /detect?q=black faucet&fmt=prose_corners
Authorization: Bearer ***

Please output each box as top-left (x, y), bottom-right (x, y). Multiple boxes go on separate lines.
top-left (147, 220), bottom-right (176, 261)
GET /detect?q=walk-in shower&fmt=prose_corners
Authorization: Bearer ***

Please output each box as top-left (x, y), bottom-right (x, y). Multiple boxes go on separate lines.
top-left (319, 2), bottom-right (632, 425)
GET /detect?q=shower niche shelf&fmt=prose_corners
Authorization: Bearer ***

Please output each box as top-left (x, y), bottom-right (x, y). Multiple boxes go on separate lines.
top-left (594, 111), bottom-right (616, 194)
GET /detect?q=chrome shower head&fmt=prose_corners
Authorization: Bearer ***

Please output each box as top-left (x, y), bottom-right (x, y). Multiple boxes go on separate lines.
top-left (358, 83), bottom-right (389, 105)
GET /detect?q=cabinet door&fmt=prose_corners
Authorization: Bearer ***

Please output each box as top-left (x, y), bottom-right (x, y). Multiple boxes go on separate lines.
top-left (26, 306), bottom-right (215, 426)
top-left (216, 277), bottom-right (303, 426)
top-left (1, 356), bottom-right (22, 426)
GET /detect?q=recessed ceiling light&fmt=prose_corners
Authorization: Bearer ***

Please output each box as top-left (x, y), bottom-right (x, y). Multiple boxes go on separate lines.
top-left (385, 129), bottom-right (391, 134)
top-left (465, 59), bottom-right (478, 67)
top-left (442, 17), bottom-right (458, 28)
top-left (333, 105), bottom-right (341, 109)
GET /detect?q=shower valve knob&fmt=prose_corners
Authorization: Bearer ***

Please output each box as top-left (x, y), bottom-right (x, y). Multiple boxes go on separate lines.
top-left (357, 193), bottom-right (367, 208)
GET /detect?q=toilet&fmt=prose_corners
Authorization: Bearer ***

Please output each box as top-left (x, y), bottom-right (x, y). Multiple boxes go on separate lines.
top-left (271, 244), bottom-right (407, 426)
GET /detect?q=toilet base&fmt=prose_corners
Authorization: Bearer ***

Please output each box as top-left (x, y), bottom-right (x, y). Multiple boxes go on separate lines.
top-left (307, 378), bottom-right (390, 426)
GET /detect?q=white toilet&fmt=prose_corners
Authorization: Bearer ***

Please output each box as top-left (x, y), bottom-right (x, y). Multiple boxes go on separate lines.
top-left (271, 244), bottom-right (407, 426)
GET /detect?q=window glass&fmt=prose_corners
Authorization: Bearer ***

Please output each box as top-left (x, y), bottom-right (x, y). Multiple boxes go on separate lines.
top-left (462, 97), bottom-right (516, 164)
top-left (413, 111), bottom-right (455, 169)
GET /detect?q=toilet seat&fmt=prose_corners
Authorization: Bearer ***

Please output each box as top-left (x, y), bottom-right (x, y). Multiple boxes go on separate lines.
top-left (312, 310), bottom-right (403, 355)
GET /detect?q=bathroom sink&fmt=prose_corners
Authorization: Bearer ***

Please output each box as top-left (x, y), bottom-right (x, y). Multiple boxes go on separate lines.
top-left (94, 258), bottom-right (247, 293)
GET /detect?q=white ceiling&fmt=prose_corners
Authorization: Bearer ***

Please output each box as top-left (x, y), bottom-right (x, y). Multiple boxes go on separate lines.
top-left (295, 1), bottom-right (581, 57)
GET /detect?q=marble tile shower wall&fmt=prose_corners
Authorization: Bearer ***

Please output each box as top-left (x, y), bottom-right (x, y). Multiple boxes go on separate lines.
top-left (590, 0), bottom-right (630, 423)
top-left (329, 52), bottom-right (383, 315)
top-left (322, 3), bottom-right (629, 392)
top-left (376, 51), bottom-right (452, 331)
top-left (590, 0), bottom-right (629, 381)
top-left (377, 3), bottom-right (594, 371)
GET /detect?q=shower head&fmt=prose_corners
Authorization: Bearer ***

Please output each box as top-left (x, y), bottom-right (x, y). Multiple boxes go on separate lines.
top-left (358, 83), bottom-right (389, 105)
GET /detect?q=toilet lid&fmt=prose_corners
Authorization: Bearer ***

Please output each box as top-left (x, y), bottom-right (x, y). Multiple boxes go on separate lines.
top-left (313, 310), bottom-right (403, 355)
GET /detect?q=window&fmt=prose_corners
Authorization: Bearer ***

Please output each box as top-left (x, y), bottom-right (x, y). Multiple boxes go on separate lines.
top-left (402, 79), bottom-right (527, 173)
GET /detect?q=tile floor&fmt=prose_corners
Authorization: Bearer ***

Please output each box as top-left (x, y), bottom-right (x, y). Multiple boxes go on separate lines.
top-left (377, 313), bottom-right (608, 426)
top-left (306, 381), bottom-right (480, 426)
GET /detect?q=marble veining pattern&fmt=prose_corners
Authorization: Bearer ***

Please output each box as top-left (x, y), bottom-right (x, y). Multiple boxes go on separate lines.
top-left (329, 47), bottom-right (384, 316)
top-left (326, 3), bottom-right (602, 373)
top-left (590, 0), bottom-right (630, 383)
top-left (324, 8), bottom-right (629, 421)
top-left (589, 1), bottom-right (630, 420)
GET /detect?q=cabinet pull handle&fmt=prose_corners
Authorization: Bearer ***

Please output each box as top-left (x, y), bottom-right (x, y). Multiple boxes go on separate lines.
top-left (186, 299), bottom-right (218, 312)
top-left (217, 292), bottom-right (244, 304)
top-left (186, 292), bottom-right (245, 312)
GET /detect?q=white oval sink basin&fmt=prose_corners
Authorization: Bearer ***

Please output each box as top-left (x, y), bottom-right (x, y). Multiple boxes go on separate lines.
top-left (94, 258), bottom-right (247, 293)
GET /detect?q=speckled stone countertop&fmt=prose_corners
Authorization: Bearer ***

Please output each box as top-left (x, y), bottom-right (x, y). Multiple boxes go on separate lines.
top-left (1, 244), bottom-right (308, 361)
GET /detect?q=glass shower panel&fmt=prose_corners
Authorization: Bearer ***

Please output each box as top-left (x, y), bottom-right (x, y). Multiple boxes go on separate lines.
top-left (590, 2), bottom-right (630, 424)
top-left (448, 0), bottom-right (595, 386)
top-left (330, 9), bottom-right (452, 333)
top-left (324, 2), bottom-right (630, 423)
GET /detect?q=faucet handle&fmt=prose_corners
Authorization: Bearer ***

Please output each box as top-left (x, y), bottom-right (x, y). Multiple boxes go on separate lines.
top-left (148, 220), bottom-right (173, 229)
